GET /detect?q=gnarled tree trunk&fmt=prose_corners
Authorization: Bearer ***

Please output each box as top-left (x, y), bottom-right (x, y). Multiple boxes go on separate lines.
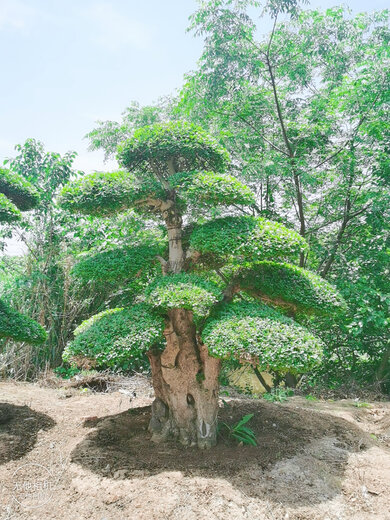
top-left (147, 309), bottom-right (221, 448)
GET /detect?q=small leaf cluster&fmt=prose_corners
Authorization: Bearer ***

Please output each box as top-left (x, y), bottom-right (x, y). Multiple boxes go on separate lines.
top-left (189, 216), bottom-right (308, 265)
top-left (63, 305), bottom-right (165, 371)
top-left (0, 167), bottom-right (40, 211)
top-left (117, 121), bottom-right (230, 176)
top-left (173, 170), bottom-right (255, 207)
top-left (237, 261), bottom-right (346, 315)
top-left (219, 413), bottom-right (257, 446)
top-left (0, 300), bottom-right (47, 345)
top-left (145, 273), bottom-right (223, 318)
top-left (202, 301), bottom-right (323, 374)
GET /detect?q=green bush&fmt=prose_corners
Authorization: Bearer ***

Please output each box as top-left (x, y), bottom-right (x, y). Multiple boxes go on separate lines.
top-left (0, 300), bottom-right (47, 345)
top-left (72, 242), bottom-right (164, 284)
top-left (0, 193), bottom-right (22, 223)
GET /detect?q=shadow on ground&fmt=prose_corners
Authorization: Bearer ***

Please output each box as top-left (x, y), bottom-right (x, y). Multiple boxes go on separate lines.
top-left (0, 402), bottom-right (55, 465)
top-left (71, 399), bottom-right (372, 506)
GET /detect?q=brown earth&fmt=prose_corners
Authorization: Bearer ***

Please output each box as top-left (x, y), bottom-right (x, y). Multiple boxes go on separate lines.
top-left (0, 377), bottom-right (389, 520)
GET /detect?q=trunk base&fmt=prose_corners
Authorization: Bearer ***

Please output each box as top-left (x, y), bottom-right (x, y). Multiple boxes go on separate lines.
top-left (148, 309), bottom-right (220, 449)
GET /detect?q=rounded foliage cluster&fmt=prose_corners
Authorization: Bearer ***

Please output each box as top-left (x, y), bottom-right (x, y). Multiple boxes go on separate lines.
top-left (117, 121), bottom-right (230, 176)
top-left (237, 261), bottom-right (346, 315)
top-left (63, 305), bottom-right (165, 371)
top-left (0, 167), bottom-right (40, 211)
top-left (173, 170), bottom-right (255, 207)
top-left (0, 193), bottom-right (22, 223)
top-left (145, 273), bottom-right (223, 318)
top-left (0, 300), bottom-right (47, 345)
top-left (190, 216), bottom-right (308, 265)
top-left (72, 242), bottom-right (164, 284)
top-left (202, 301), bottom-right (323, 374)
top-left (60, 170), bottom-right (166, 216)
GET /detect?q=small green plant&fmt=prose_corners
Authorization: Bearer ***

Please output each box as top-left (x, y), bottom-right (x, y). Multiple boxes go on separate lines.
top-left (305, 394), bottom-right (318, 401)
top-left (219, 413), bottom-right (257, 446)
top-left (353, 401), bottom-right (371, 408)
top-left (54, 365), bottom-right (80, 379)
top-left (263, 388), bottom-right (292, 403)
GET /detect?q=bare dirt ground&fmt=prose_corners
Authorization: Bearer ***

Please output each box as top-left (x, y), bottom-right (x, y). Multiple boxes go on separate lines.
top-left (0, 377), bottom-right (389, 520)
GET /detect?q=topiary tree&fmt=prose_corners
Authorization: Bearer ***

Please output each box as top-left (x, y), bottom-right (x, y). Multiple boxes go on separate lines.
top-left (0, 168), bottom-right (47, 345)
top-left (60, 121), bottom-right (344, 448)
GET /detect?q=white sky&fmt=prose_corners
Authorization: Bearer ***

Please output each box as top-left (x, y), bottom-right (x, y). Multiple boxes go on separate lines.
top-left (1, 0), bottom-right (388, 255)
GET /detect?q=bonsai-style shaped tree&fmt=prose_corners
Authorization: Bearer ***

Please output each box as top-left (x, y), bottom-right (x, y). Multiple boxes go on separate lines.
top-left (0, 168), bottom-right (47, 344)
top-left (60, 122), bottom-right (344, 448)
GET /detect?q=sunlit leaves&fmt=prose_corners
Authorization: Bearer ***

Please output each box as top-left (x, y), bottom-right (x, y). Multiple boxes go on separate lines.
top-left (202, 301), bottom-right (323, 373)
top-left (237, 261), bottom-right (346, 315)
top-left (189, 215), bottom-right (308, 265)
top-left (63, 305), bottom-right (165, 371)
top-left (0, 299), bottom-right (47, 345)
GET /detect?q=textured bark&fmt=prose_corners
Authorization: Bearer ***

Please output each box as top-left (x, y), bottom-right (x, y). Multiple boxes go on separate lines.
top-left (147, 309), bottom-right (221, 448)
top-left (147, 161), bottom-right (221, 448)
top-left (161, 201), bottom-right (185, 274)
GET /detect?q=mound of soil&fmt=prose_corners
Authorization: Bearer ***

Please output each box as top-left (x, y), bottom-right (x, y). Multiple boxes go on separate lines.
top-left (72, 399), bottom-right (370, 482)
top-left (0, 403), bottom-right (55, 465)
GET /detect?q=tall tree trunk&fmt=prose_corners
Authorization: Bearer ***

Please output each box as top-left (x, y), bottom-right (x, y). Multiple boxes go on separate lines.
top-left (147, 309), bottom-right (221, 448)
top-left (149, 191), bottom-right (221, 448)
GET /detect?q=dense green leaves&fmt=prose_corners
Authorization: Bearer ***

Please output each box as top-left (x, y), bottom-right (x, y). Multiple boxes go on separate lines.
top-left (202, 301), bottom-right (323, 373)
top-left (173, 170), bottom-right (255, 207)
top-left (0, 167), bottom-right (40, 211)
top-left (0, 300), bottom-right (47, 345)
top-left (237, 261), bottom-right (346, 315)
top-left (59, 170), bottom-right (165, 216)
top-left (0, 194), bottom-right (22, 223)
top-left (72, 243), bottom-right (164, 284)
top-left (117, 121), bottom-right (230, 177)
top-left (189, 216), bottom-right (308, 265)
top-left (63, 305), bottom-right (165, 371)
top-left (145, 273), bottom-right (223, 318)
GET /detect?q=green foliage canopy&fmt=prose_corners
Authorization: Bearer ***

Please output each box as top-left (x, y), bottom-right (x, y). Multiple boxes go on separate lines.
top-left (72, 242), bottom-right (165, 284)
top-left (145, 273), bottom-right (223, 318)
top-left (117, 121), bottom-right (230, 177)
top-left (202, 301), bottom-right (323, 374)
top-left (0, 167), bottom-right (40, 211)
top-left (172, 170), bottom-right (255, 207)
top-left (189, 216), bottom-right (308, 265)
top-left (237, 261), bottom-right (347, 315)
top-left (59, 170), bottom-right (147, 216)
top-left (0, 194), bottom-right (22, 223)
top-left (63, 305), bottom-right (165, 371)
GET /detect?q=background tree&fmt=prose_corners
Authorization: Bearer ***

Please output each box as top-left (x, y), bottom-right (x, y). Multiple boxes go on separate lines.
top-left (175, 0), bottom-right (390, 390)
top-left (180, 1), bottom-right (389, 266)
top-left (60, 121), bottom-right (343, 448)
top-left (0, 166), bottom-right (47, 347)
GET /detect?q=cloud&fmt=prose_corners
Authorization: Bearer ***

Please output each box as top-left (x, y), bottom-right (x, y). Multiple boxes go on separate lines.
top-left (0, 0), bottom-right (37, 31)
top-left (83, 2), bottom-right (151, 51)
